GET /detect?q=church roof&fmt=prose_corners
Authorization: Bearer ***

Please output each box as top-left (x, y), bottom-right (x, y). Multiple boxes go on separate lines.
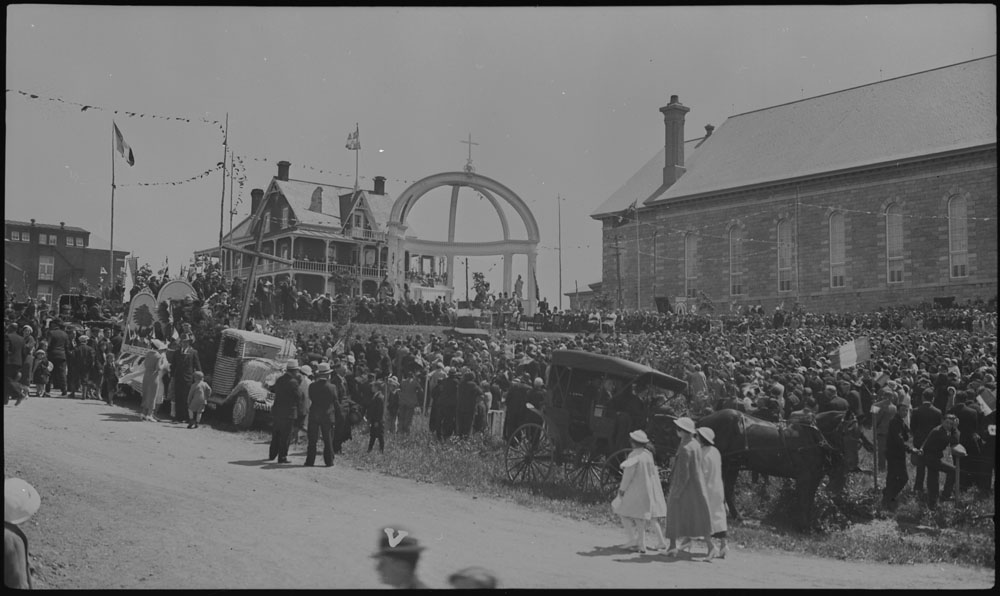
top-left (589, 137), bottom-right (706, 217)
top-left (594, 55), bottom-right (997, 217)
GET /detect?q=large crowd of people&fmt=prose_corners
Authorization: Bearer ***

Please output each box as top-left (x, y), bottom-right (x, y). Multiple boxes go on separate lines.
top-left (6, 270), bottom-right (996, 512)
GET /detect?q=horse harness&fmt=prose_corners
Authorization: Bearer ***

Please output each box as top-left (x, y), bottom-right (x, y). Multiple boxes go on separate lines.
top-left (732, 412), bottom-right (833, 459)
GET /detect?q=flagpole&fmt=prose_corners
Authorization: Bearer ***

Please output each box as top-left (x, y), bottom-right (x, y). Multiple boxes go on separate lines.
top-left (218, 113), bottom-right (229, 266)
top-left (557, 194), bottom-right (563, 311)
top-left (110, 121), bottom-right (116, 287)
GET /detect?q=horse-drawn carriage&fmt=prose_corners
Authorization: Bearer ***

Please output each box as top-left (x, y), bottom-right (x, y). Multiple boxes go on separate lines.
top-left (503, 350), bottom-right (688, 494)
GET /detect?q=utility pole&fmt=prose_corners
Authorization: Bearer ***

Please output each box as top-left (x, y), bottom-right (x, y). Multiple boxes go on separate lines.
top-left (613, 236), bottom-right (623, 310)
top-left (652, 230), bottom-right (659, 309)
top-left (557, 194), bottom-right (563, 311)
top-left (636, 204), bottom-right (641, 310)
top-left (465, 257), bottom-right (469, 303)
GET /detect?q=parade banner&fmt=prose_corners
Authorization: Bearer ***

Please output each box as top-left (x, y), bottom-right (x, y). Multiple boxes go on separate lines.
top-left (127, 290), bottom-right (158, 339)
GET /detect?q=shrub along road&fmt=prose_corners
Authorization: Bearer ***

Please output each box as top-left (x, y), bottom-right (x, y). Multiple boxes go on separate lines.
top-left (3, 396), bottom-right (993, 589)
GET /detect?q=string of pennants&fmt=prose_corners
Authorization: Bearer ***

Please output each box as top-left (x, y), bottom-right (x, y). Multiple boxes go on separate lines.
top-left (6, 88), bottom-right (227, 138)
top-left (239, 154), bottom-right (417, 187)
top-left (116, 163), bottom-right (224, 188)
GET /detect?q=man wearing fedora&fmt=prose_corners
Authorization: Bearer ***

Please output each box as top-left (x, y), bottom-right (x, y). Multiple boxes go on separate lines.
top-left (371, 526), bottom-right (428, 589)
top-left (268, 360), bottom-right (305, 464)
top-left (304, 362), bottom-right (338, 467)
top-left (169, 334), bottom-right (202, 424)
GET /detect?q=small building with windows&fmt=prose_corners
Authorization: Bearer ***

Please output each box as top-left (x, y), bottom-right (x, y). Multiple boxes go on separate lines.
top-left (591, 55), bottom-right (997, 312)
top-left (196, 160), bottom-right (445, 299)
top-left (4, 219), bottom-right (130, 303)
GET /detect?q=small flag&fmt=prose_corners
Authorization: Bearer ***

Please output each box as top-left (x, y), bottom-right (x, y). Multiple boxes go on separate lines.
top-left (828, 337), bottom-right (871, 370)
top-left (345, 126), bottom-right (361, 150)
top-left (113, 122), bottom-right (135, 166)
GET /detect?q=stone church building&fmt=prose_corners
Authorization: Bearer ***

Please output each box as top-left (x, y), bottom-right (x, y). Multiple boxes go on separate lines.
top-left (591, 55), bottom-right (997, 313)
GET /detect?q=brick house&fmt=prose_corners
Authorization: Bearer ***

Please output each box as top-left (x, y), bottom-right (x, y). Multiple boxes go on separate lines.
top-left (591, 55), bottom-right (997, 313)
top-left (4, 219), bottom-right (130, 303)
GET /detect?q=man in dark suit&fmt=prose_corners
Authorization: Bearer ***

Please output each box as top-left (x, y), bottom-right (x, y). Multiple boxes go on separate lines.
top-left (921, 414), bottom-right (960, 510)
top-left (910, 388), bottom-right (942, 494)
top-left (304, 362), bottom-right (339, 467)
top-left (268, 360), bottom-right (304, 463)
top-left (950, 394), bottom-right (985, 492)
top-left (45, 320), bottom-right (69, 396)
top-left (502, 374), bottom-right (533, 441)
top-left (70, 335), bottom-right (97, 400)
top-left (169, 334), bottom-right (202, 423)
top-left (4, 323), bottom-right (26, 405)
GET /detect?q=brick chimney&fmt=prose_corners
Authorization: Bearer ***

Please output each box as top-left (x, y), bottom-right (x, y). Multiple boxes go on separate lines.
top-left (373, 176), bottom-right (386, 195)
top-left (704, 124), bottom-right (715, 138)
top-left (277, 160), bottom-right (291, 181)
top-left (251, 188), bottom-right (264, 214)
top-left (659, 95), bottom-right (690, 188)
top-left (309, 187), bottom-right (324, 212)
top-left (60, 222), bottom-right (65, 229)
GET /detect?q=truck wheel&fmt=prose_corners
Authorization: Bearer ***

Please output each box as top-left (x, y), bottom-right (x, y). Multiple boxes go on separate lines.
top-left (231, 389), bottom-right (256, 430)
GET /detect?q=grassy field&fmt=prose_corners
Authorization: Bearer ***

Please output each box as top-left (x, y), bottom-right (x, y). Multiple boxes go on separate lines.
top-left (223, 410), bottom-right (993, 569)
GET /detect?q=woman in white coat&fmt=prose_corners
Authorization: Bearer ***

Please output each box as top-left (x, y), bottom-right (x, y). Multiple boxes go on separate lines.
top-left (614, 430), bottom-right (668, 553)
top-left (697, 427), bottom-right (728, 560)
top-left (139, 339), bottom-right (170, 421)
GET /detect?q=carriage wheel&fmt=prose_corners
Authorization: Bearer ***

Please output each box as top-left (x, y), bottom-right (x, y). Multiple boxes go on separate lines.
top-left (504, 423), bottom-right (556, 484)
top-left (599, 448), bottom-right (633, 497)
top-left (563, 447), bottom-right (607, 494)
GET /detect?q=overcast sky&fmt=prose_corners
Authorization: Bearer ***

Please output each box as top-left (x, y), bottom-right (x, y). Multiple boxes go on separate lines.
top-left (6, 5), bottom-right (996, 306)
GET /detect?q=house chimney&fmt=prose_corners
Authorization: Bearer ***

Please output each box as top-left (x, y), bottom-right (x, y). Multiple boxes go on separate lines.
top-left (659, 95), bottom-right (690, 188)
top-left (309, 187), bottom-right (324, 212)
top-left (373, 176), bottom-right (386, 195)
top-left (30, 219), bottom-right (36, 226)
top-left (251, 188), bottom-right (264, 214)
top-left (704, 124), bottom-right (714, 138)
top-left (60, 222), bottom-right (65, 229)
top-left (277, 160), bottom-right (291, 181)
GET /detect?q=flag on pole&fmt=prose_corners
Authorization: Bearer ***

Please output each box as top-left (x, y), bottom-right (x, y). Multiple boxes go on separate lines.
top-left (532, 268), bottom-right (540, 301)
top-left (345, 126), bottom-right (361, 150)
top-left (113, 122), bottom-right (135, 166)
top-left (828, 337), bottom-right (871, 369)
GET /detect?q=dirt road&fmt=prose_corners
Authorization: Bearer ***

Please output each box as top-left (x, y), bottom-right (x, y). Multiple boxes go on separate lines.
top-left (4, 396), bottom-right (993, 589)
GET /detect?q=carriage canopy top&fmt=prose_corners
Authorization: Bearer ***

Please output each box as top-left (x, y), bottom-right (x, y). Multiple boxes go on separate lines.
top-left (548, 350), bottom-right (688, 393)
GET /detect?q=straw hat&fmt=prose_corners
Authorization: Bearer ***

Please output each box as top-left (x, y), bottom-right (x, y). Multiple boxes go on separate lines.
top-left (673, 417), bottom-right (697, 434)
top-left (285, 359), bottom-right (301, 372)
top-left (314, 362), bottom-right (332, 376)
top-left (4, 478), bottom-right (41, 525)
top-left (697, 427), bottom-right (716, 445)
top-left (628, 430), bottom-right (650, 444)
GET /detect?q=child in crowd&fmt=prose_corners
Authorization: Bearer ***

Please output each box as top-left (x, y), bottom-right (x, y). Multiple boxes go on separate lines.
top-left (186, 370), bottom-right (210, 428)
top-left (33, 349), bottom-right (52, 398)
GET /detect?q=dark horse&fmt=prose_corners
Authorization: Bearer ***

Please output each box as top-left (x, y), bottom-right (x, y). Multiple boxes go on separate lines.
top-left (696, 409), bottom-right (854, 530)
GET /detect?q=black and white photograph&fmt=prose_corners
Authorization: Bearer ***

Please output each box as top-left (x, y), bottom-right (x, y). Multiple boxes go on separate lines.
top-left (4, 5), bottom-right (996, 589)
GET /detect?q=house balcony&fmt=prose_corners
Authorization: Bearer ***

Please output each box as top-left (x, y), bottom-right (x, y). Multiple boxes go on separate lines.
top-left (347, 227), bottom-right (386, 243)
top-left (225, 260), bottom-right (387, 280)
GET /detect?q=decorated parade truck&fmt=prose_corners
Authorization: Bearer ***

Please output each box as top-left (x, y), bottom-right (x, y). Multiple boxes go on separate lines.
top-left (116, 328), bottom-right (296, 429)
top-left (205, 328), bottom-right (297, 429)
